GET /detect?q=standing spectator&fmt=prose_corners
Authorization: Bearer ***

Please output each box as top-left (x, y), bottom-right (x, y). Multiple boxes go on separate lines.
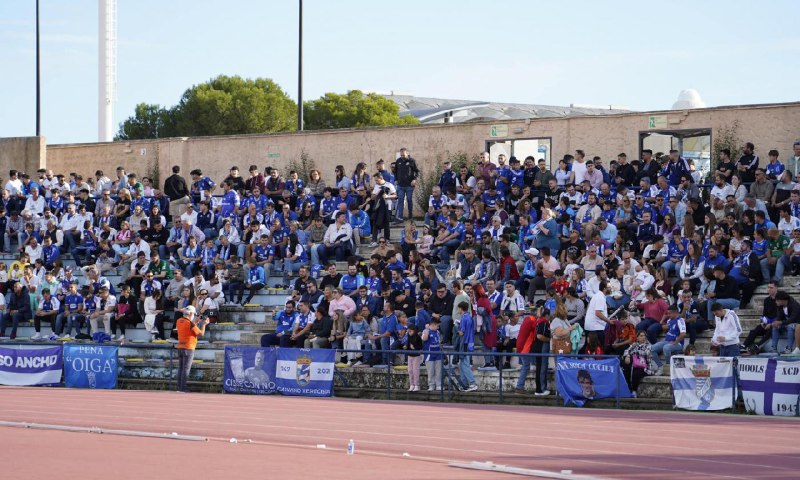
top-left (422, 318), bottom-right (444, 390)
top-left (369, 172), bottom-right (396, 247)
top-left (392, 147), bottom-right (419, 224)
top-left (737, 142), bottom-right (760, 183)
top-left (454, 301), bottom-right (478, 392)
top-left (585, 280), bottom-right (612, 346)
top-left (175, 306), bottom-right (208, 392)
top-left (710, 303), bottom-right (743, 357)
top-left (403, 324), bottom-right (424, 391)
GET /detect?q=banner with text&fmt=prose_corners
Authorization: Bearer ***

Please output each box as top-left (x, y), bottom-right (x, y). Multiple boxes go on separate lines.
top-left (671, 356), bottom-right (736, 411)
top-left (555, 358), bottom-right (631, 407)
top-left (275, 348), bottom-right (335, 397)
top-left (223, 346), bottom-right (278, 395)
top-left (0, 345), bottom-right (63, 386)
top-left (738, 357), bottom-right (800, 416)
top-left (64, 344), bottom-right (118, 389)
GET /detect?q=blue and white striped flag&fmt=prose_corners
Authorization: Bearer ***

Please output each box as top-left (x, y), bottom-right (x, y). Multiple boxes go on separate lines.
top-left (670, 355), bottom-right (736, 411)
top-left (738, 357), bottom-right (800, 416)
top-left (275, 348), bottom-right (335, 397)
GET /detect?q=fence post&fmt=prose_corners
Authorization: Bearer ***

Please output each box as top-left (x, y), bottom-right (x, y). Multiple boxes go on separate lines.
top-left (497, 352), bottom-right (503, 403)
top-left (615, 356), bottom-right (621, 409)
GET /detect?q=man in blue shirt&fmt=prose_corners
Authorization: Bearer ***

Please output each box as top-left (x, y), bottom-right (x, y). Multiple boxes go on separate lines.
top-left (261, 300), bottom-right (298, 347)
top-left (650, 305), bottom-right (686, 375)
top-left (454, 301), bottom-right (478, 391)
top-left (373, 302), bottom-right (397, 366)
top-left (339, 264), bottom-right (365, 296)
top-left (434, 213), bottom-right (466, 264)
top-left (438, 161), bottom-right (457, 192)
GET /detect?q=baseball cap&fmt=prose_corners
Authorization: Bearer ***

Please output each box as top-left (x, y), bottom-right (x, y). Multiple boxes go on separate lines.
top-left (184, 305), bottom-right (197, 315)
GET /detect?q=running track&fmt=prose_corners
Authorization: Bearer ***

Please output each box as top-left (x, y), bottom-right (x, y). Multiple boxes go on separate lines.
top-left (1, 387), bottom-right (798, 479)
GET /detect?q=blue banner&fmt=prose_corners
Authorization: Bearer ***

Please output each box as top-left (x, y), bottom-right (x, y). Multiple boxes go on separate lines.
top-left (223, 346), bottom-right (278, 395)
top-left (275, 348), bottom-right (335, 397)
top-left (738, 357), bottom-right (800, 416)
top-left (555, 357), bottom-right (631, 407)
top-left (63, 344), bottom-right (118, 389)
top-left (0, 345), bottom-right (63, 386)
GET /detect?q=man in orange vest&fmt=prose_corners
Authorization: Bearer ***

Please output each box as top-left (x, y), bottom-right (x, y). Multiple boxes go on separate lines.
top-left (176, 306), bottom-right (209, 392)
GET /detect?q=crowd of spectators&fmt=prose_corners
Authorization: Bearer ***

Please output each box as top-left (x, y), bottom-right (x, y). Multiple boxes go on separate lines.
top-left (1, 140), bottom-right (800, 397)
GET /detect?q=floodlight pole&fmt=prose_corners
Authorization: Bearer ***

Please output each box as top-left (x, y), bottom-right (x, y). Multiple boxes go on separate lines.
top-left (35, 0), bottom-right (41, 137)
top-left (297, 0), bottom-right (303, 131)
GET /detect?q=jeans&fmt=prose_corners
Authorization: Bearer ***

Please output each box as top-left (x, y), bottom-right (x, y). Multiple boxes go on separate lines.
top-left (719, 344), bottom-right (740, 357)
top-left (310, 244), bottom-right (322, 267)
top-left (380, 336), bottom-right (393, 365)
top-left (395, 185), bottom-right (415, 221)
top-left (176, 348), bottom-right (195, 392)
top-left (534, 343), bottom-right (550, 393)
top-left (458, 352), bottom-right (475, 387)
top-left (516, 355), bottom-right (533, 389)
top-left (759, 257), bottom-right (770, 283)
top-left (636, 318), bottom-right (663, 344)
top-left (771, 324), bottom-right (797, 352)
top-left (438, 315), bottom-right (453, 345)
top-left (707, 299), bottom-right (740, 323)
top-left (319, 243), bottom-right (352, 263)
top-left (661, 260), bottom-right (680, 277)
top-left (607, 294), bottom-right (631, 310)
top-left (774, 254), bottom-right (800, 283)
top-left (0, 312), bottom-right (23, 337)
top-left (651, 341), bottom-right (684, 367)
top-left (436, 239), bottom-right (461, 264)
top-left (65, 313), bottom-right (87, 336)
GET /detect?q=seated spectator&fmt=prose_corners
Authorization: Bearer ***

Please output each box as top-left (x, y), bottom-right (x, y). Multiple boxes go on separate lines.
top-left (650, 305), bottom-right (686, 375)
top-left (319, 211), bottom-right (353, 263)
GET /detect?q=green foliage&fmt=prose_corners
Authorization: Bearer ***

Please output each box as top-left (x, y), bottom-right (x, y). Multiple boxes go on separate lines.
top-left (115, 103), bottom-right (176, 140)
top-left (304, 90), bottom-right (419, 130)
top-left (284, 149), bottom-right (317, 182)
top-left (415, 151), bottom-right (477, 212)
top-left (116, 75), bottom-right (297, 140)
top-left (711, 121), bottom-right (742, 177)
top-left (175, 75), bottom-right (297, 136)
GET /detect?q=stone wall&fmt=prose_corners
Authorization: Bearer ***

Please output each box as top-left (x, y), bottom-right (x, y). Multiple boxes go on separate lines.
top-left (37, 102), bottom-right (800, 188)
top-left (0, 136), bottom-right (46, 179)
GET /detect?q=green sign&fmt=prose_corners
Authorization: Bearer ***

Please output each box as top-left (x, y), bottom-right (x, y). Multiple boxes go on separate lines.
top-left (267, 152), bottom-right (281, 159)
top-left (490, 124), bottom-right (509, 138)
top-left (648, 115), bottom-right (667, 129)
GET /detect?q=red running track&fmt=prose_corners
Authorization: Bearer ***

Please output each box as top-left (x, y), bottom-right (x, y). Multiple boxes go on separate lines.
top-left (1, 387), bottom-right (799, 479)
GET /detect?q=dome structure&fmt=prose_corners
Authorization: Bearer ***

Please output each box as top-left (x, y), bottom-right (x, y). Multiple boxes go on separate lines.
top-left (672, 89), bottom-right (706, 109)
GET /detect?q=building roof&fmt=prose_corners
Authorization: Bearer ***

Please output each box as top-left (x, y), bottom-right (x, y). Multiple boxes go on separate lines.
top-left (383, 94), bottom-right (629, 124)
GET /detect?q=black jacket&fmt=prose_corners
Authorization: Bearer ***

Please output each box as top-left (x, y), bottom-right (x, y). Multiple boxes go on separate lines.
top-left (777, 298), bottom-right (800, 325)
top-left (163, 174), bottom-right (189, 200)
top-left (714, 274), bottom-right (741, 301)
top-left (429, 291), bottom-right (454, 317)
top-left (394, 157), bottom-right (419, 187)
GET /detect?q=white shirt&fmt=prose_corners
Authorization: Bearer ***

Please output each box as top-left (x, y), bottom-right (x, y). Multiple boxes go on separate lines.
top-left (710, 183), bottom-right (733, 201)
top-left (323, 222), bottom-right (353, 245)
top-left (25, 244), bottom-right (43, 263)
top-left (4, 179), bottom-right (22, 196)
top-left (572, 160), bottom-right (588, 185)
top-left (778, 216), bottom-right (800, 237)
top-left (504, 323), bottom-right (521, 339)
top-left (128, 239), bottom-right (151, 259)
top-left (94, 294), bottom-right (117, 313)
top-left (500, 291), bottom-right (526, 312)
top-left (584, 291), bottom-right (608, 332)
top-left (180, 211), bottom-right (198, 226)
top-left (712, 309), bottom-right (742, 347)
top-left (372, 181), bottom-right (396, 210)
top-left (25, 195), bottom-right (46, 215)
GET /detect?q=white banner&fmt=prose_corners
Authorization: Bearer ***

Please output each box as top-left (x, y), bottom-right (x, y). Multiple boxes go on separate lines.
top-left (738, 357), bottom-right (800, 416)
top-left (670, 356), bottom-right (736, 411)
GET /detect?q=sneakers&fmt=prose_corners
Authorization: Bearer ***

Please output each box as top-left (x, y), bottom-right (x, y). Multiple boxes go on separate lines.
top-left (368, 242), bottom-right (378, 248)
top-left (408, 386), bottom-right (414, 392)
top-left (655, 366), bottom-right (664, 376)
top-left (31, 332), bottom-right (42, 340)
top-left (352, 361), bottom-right (363, 367)
top-left (117, 335), bottom-right (125, 342)
top-left (167, 338), bottom-right (179, 344)
top-left (47, 334), bottom-right (58, 341)
top-left (514, 388), bottom-right (526, 394)
top-left (428, 386), bottom-right (436, 392)
top-left (58, 335), bottom-right (72, 341)
top-left (412, 386), bottom-right (419, 392)
top-left (792, 348), bottom-right (800, 355)
top-left (534, 390), bottom-right (550, 396)
top-left (631, 391), bottom-right (638, 398)
top-left (464, 384), bottom-right (478, 392)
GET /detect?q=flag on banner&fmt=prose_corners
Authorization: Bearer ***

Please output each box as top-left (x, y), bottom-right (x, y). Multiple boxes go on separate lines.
top-left (670, 356), bottom-right (736, 411)
top-left (275, 348), bottom-right (335, 397)
top-left (223, 346), bottom-right (277, 395)
top-left (0, 345), bottom-right (63, 386)
top-left (63, 344), bottom-right (118, 389)
top-left (555, 358), bottom-right (631, 407)
top-left (738, 357), bottom-right (800, 416)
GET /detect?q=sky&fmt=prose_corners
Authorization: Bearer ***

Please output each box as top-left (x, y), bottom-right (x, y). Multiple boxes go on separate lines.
top-left (1, 0), bottom-right (798, 144)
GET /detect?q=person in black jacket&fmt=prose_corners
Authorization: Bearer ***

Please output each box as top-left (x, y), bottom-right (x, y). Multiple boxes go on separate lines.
top-left (705, 266), bottom-right (740, 321)
top-left (769, 291), bottom-right (800, 354)
top-left (614, 153), bottom-right (636, 187)
top-left (392, 148), bottom-right (419, 224)
top-left (163, 165), bottom-right (190, 220)
top-left (742, 281), bottom-right (779, 354)
top-left (0, 282), bottom-right (32, 340)
top-left (429, 284), bottom-right (455, 344)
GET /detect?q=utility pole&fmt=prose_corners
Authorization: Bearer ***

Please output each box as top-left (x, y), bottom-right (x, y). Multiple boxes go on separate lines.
top-left (297, 0), bottom-right (303, 131)
top-left (35, 0), bottom-right (41, 136)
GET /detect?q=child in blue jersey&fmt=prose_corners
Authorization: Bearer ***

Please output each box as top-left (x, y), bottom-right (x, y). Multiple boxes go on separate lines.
top-left (422, 318), bottom-right (443, 391)
top-left (455, 301), bottom-right (478, 392)
top-left (62, 283), bottom-right (85, 339)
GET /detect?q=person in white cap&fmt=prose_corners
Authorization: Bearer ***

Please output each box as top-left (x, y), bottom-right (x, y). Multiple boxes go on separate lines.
top-left (175, 305), bottom-right (209, 392)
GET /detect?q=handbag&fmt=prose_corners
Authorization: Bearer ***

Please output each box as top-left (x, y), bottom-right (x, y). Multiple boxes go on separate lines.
top-left (552, 337), bottom-right (572, 355)
top-left (632, 354), bottom-right (647, 369)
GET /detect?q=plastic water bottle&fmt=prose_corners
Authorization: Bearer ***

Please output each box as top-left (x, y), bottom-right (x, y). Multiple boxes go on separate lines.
top-left (347, 439), bottom-right (355, 455)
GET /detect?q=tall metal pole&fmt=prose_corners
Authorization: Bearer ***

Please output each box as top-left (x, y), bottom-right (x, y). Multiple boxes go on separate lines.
top-left (297, 0), bottom-right (303, 131)
top-left (35, 0), bottom-right (41, 136)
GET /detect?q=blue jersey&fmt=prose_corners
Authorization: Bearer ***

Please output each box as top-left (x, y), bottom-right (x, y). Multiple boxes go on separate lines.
top-left (275, 310), bottom-right (298, 335)
top-left (508, 168), bottom-right (524, 188)
top-left (637, 222), bottom-right (656, 243)
top-left (459, 313), bottom-right (475, 351)
top-left (83, 296), bottom-right (97, 314)
top-left (339, 274), bottom-right (365, 294)
top-left (285, 179), bottom-right (305, 196)
top-left (294, 312), bottom-right (314, 330)
top-left (481, 191), bottom-right (504, 210)
top-left (365, 277), bottom-right (382, 297)
top-left (48, 197), bottom-right (64, 214)
top-left (254, 244), bottom-right (275, 262)
top-left (220, 190), bottom-right (239, 218)
top-left (447, 222), bottom-right (466, 242)
top-left (423, 330), bottom-right (443, 362)
top-left (65, 293), bottom-right (83, 313)
top-left (192, 176), bottom-right (215, 194)
top-left (766, 161), bottom-right (785, 178)
top-left (495, 167), bottom-right (511, 193)
top-left (665, 317), bottom-right (686, 344)
top-left (379, 314), bottom-right (398, 337)
top-left (321, 198), bottom-right (337, 217)
top-left (752, 239), bottom-right (768, 257)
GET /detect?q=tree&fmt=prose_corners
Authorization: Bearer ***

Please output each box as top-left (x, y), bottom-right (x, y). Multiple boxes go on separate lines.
top-left (304, 90), bottom-right (419, 130)
top-left (115, 103), bottom-right (176, 140)
top-left (115, 75), bottom-right (297, 140)
top-left (175, 75), bottom-right (297, 136)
